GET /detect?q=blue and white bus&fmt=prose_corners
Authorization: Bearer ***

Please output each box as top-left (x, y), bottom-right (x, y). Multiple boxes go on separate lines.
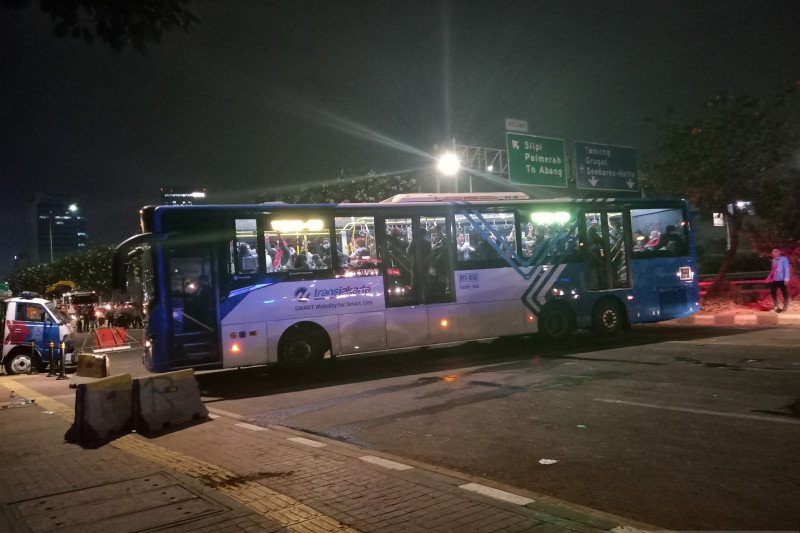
top-left (112, 193), bottom-right (699, 373)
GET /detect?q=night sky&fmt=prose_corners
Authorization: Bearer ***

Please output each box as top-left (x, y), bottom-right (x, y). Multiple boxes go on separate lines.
top-left (2, 0), bottom-right (798, 277)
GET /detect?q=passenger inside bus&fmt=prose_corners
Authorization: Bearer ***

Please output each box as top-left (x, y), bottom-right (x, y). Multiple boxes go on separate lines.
top-left (426, 225), bottom-right (451, 300)
top-left (644, 230), bottom-right (661, 250)
top-left (585, 222), bottom-right (607, 289)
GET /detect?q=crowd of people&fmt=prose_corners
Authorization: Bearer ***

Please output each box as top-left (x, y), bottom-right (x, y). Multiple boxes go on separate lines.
top-left (62, 302), bottom-right (144, 331)
top-left (262, 232), bottom-right (335, 272)
top-left (632, 224), bottom-right (683, 253)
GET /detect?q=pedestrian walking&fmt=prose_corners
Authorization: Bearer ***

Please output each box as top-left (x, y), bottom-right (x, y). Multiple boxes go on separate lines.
top-left (765, 248), bottom-right (791, 312)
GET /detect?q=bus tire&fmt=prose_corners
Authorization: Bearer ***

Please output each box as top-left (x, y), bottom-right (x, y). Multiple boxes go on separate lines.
top-left (4, 348), bottom-right (39, 375)
top-left (592, 298), bottom-right (625, 336)
top-left (279, 327), bottom-right (325, 369)
top-left (538, 303), bottom-right (574, 341)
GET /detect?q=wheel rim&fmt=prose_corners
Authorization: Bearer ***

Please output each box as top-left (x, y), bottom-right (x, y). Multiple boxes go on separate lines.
top-left (601, 308), bottom-right (619, 330)
top-left (285, 340), bottom-right (313, 365)
top-left (9, 355), bottom-right (33, 374)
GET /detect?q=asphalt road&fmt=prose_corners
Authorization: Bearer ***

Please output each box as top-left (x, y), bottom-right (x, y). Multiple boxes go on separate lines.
top-left (102, 325), bottom-right (799, 530)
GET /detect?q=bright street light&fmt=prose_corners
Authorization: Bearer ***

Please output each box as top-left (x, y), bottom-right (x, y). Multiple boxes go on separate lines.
top-left (436, 152), bottom-right (460, 176)
top-left (68, 203), bottom-right (78, 212)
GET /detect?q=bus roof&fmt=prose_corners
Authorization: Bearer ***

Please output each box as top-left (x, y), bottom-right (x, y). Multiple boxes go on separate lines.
top-left (380, 192), bottom-right (530, 203)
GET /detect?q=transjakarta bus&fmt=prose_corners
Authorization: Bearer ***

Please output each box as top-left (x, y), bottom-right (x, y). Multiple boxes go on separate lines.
top-left (112, 193), bottom-right (699, 373)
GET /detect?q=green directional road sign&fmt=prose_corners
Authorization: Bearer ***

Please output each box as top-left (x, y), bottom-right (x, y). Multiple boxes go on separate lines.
top-left (506, 133), bottom-right (567, 187)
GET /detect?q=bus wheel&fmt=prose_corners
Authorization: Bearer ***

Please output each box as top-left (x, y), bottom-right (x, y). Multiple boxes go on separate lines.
top-left (280, 328), bottom-right (324, 369)
top-left (4, 350), bottom-right (37, 375)
top-left (592, 299), bottom-right (625, 336)
top-left (538, 304), bottom-right (574, 341)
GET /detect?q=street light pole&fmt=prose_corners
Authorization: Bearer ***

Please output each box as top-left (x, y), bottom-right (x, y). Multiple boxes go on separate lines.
top-left (49, 210), bottom-right (54, 263)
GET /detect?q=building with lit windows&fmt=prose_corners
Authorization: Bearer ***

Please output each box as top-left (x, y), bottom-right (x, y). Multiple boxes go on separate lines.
top-left (160, 187), bottom-right (208, 205)
top-left (28, 194), bottom-right (87, 264)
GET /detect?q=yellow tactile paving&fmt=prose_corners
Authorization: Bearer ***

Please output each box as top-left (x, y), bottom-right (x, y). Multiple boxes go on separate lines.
top-left (2, 377), bottom-right (360, 533)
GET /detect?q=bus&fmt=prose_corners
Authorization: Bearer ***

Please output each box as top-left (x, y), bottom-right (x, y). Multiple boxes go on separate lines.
top-left (112, 193), bottom-right (699, 373)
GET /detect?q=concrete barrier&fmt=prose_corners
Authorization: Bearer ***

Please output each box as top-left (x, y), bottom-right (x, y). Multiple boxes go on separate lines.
top-left (132, 369), bottom-right (208, 433)
top-left (75, 352), bottom-right (110, 378)
top-left (65, 373), bottom-right (133, 445)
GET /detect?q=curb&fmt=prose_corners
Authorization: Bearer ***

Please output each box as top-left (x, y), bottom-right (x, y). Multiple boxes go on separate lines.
top-left (668, 313), bottom-right (800, 326)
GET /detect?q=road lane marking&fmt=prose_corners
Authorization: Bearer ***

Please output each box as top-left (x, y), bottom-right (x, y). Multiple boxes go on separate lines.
top-left (359, 455), bottom-right (414, 471)
top-left (458, 482), bottom-right (534, 505)
top-left (235, 422), bottom-right (268, 431)
top-left (206, 407), bottom-right (246, 420)
top-left (288, 436), bottom-right (327, 448)
top-left (594, 398), bottom-right (800, 425)
top-left (5, 378), bottom-right (361, 533)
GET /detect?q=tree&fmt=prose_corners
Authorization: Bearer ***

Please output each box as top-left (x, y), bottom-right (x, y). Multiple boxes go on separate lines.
top-left (8, 246), bottom-right (115, 296)
top-left (2, 0), bottom-right (199, 52)
top-left (644, 88), bottom-right (797, 293)
top-left (269, 170), bottom-right (422, 204)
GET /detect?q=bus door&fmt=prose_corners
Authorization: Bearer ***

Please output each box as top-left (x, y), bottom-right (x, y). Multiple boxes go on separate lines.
top-left (380, 216), bottom-right (424, 348)
top-left (418, 214), bottom-right (458, 344)
top-left (582, 211), bottom-right (631, 290)
top-left (166, 245), bottom-right (220, 367)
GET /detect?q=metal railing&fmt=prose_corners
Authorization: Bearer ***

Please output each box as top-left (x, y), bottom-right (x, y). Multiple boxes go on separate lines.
top-left (698, 271), bottom-right (770, 298)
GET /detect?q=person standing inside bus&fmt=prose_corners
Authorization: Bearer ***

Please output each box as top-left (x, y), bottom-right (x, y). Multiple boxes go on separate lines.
top-left (766, 248), bottom-right (791, 312)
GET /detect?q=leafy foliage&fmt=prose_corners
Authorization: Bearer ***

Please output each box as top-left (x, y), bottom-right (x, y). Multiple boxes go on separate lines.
top-left (645, 90), bottom-right (796, 212)
top-left (2, 0), bottom-right (199, 52)
top-left (270, 170), bottom-right (422, 204)
top-left (644, 87), bottom-right (797, 289)
top-left (8, 246), bottom-right (115, 296)
top-left (747, 169), bottom-right (800, 253)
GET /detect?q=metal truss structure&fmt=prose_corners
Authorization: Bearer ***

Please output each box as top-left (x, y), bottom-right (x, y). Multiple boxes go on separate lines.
top-left (454, 145), bottom-right (508, 176)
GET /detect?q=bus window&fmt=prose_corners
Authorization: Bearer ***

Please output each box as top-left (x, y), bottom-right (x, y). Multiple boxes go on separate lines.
top-left (454, 210), bottom-right (516, 266)
top-left (630, 208), bottom-right (687, 256)
top-left (266, 217), bottom-right (331, 272)
top-left (518, 209), bottom-right (578, 261)
top-left (382, 217), bottom-right (415, 306)
top-left (335, 216), bottom-right (378, 277)
top-left (230, 218), bottom-right (259, 275)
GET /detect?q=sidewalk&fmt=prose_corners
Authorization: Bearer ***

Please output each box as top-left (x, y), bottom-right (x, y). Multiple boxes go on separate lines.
top-left (0, 373), bottom-right (657, 533)
top-left (667, 311), bottom-right (800, 326)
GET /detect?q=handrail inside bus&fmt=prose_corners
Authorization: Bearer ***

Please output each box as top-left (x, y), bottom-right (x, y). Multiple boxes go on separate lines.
top-left (112, 232), bottom-right (152, 291)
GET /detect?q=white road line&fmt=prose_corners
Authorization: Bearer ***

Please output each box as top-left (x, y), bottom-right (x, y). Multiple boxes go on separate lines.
top-left (207, 407), bottom-right (246, 420)
top-left (594, 398), bottom-right (800, 425)
top-left (287, 436), bottom-right (327, 448)
top-left (359, 455), bottom-right (414, 471)
top-left (235, 422), bottom-right (268, 431)
top-left (208, 413), bottom-right (220, 419)
top-left (458, 482), bottom-right (534, 505)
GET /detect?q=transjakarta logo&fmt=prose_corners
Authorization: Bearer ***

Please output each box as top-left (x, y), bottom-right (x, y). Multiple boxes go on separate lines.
top-left (293, 287), bottom-right (311, 302)
top-left (293, 285), bottom-right (372, 301)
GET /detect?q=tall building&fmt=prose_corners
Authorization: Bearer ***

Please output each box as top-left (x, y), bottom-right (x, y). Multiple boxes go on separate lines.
top-left (28, 194), bottom-right (88, 264)
top-left (160, 186), bottom-right (208, 205)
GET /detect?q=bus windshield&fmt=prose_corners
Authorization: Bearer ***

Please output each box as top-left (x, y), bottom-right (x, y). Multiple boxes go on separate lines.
top-left (46, 301), bottom-right (70, 324)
